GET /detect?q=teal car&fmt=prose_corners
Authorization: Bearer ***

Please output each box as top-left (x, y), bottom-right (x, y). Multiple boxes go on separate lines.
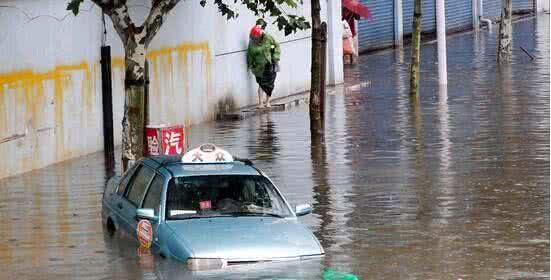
top-left (102, 144), bottom-right (324, 270)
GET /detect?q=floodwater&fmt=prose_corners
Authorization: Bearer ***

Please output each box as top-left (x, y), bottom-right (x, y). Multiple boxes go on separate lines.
top-left (1, 16), bottom-right (549, 280)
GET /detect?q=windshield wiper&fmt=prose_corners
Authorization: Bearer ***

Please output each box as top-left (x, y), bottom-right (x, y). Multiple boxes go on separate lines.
top-left (227, 212), bottom-right (285, 218)
top-left (171, 214), bottom-right (233, 220)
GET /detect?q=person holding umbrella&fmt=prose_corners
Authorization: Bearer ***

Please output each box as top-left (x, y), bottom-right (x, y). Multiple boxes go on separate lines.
top-left (247, 23), bottom-right (281, 108)
top-left (341, 0), bottom-right (371, 64)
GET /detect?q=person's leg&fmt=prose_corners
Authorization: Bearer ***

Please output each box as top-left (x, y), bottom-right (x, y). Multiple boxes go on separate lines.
top-left (264, 69), bottom-right (275, 108)
top-left (352, 35), bottom-right (359, 64)
top-left (265, 94), bottom-right (271, 108)
top-left (257, 87), bottom-right (264, 108)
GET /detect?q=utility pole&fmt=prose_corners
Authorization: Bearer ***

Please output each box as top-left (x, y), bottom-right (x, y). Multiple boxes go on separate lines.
top-left (436, 0), bottom-right (447, 84)
top-left (410, 0), bottom-right (422, 95)
top-left (498, 0), bottom-right (513, 62)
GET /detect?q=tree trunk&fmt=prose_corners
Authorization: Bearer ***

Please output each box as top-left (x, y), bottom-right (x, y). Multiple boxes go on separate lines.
top-left (310, 0), bottom-right (323, 138)
top-left (410, 0), bottom-right (422, 96)
top-left (121, 31), bottom-right (147, 171)
top-left (497, 0), bottom-right (513, 62)
top-left (319, 22), bottom-right (327, 121)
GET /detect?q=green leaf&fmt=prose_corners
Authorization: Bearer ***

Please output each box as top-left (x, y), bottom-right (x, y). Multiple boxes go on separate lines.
top-left (284, 0), bottom-right (298, 8)
top-left (207, 0), bottom-right (310, 36)
top-left (66, 0), bottom-right (84, 15)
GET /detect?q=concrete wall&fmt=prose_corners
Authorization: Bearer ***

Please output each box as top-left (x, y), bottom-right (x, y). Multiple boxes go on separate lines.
top-left (0, 0), bottom-right (339, 179)
top-left (106, 0), bottom-right (323, 128)
top-left (540, 0), bottom-right (550, 11)
top-left (0, 0), bottom-right (104, 178)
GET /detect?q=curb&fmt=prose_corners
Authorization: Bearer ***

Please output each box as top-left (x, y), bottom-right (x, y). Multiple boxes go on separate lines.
top-left (216, 81), bottom-right (371, 121)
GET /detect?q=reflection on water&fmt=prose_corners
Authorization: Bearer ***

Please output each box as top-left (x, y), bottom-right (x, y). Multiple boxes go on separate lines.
top-left (0, 16), bottom-right (549, 279)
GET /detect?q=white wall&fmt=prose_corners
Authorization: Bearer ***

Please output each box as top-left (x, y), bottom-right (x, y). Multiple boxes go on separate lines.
top-left (103, 0), bottom-right (319, 126)
top-left (541, 0), bottom-right (550, 12)
top-left (0, 0), bottom-right (341, 178)
top-left (0, 0), bottom-right (104, 178)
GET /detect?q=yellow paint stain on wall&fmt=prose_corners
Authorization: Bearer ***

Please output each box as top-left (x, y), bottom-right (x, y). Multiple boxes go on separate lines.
top-left (111, 57), bottom-right (124, 69)
top-left (146, 42), bottom-right (212, 124)
top-left (0, 41), bottom-right (212, 177)
top-left (0, 62), bottom-right (95, 164)
top-left (110, 41), bottom-right (212, 124)
top-left (147, 42), bottom-right (211, 64)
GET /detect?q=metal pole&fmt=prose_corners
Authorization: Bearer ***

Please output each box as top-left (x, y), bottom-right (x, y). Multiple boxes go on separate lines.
top-left (100, 46), bottom-right (115, 173)
top-left (143, 60), bottom-right (149, 156)
top-left (394, 0), bottom-right (404, 47)
top-left (436, 0), bottom-right (448, 85)
top-left (472, 0), bottom-right (480, 32)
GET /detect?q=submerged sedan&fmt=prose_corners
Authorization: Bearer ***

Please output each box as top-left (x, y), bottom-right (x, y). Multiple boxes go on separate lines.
top-left (102, 144), bottom-right (324, 269)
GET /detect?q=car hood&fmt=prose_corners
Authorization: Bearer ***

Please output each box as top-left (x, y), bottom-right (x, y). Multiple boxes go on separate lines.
top-left (166, 217), bottom-right (323, 261)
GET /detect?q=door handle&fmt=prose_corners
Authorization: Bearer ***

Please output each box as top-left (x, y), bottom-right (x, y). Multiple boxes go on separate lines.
top-left (117, 202), bottom-right (123, 209)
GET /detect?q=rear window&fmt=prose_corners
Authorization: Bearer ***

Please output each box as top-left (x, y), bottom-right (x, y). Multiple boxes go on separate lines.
top-left (142, 175), bottom-right (164, 215)
top-left (117, 164), bottom-right (139, 195)
top-left (126, 166), bottom-right (155, 206)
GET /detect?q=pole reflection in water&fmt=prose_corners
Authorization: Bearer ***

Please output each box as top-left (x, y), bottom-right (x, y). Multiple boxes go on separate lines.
top-left (310, 135), bottom-right (334, 262)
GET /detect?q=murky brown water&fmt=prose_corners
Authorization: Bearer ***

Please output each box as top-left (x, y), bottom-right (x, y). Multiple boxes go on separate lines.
top-left (1, 16), bottom-right (549, 280)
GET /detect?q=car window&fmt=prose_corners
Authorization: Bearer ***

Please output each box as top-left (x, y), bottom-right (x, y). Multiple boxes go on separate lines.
top-left (142, 175), bottom-right (164, 215)
top-left (125, 166), bottom-right (155, 206)
top-left (117, 164), bottom-right (140, 195)
top-left (166, 175), bottom-right (292, 219)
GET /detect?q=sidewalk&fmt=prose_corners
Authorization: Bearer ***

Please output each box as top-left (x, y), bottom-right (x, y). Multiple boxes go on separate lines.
top-left (216, 81), bottom-right (372, 121)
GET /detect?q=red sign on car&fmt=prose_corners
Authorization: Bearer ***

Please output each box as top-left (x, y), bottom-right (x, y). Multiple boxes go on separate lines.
top-left (137, 219), bottom-right (153, 249)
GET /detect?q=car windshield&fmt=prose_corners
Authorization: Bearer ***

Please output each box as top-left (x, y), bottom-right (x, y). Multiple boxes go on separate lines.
top-left (166, 175), bottom-right (292, 219)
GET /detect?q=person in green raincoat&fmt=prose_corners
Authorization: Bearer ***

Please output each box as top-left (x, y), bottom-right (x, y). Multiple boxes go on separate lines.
top-left (247, 22), bottom-right (281, 108)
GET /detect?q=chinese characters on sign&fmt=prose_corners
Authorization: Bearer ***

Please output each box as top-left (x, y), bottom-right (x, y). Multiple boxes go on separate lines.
top-left (162, 128), bottom-right (183, 155)
top-left (145, 125), bottom-right (186, 156)
top-left (146, 129), bottom-right (160, 156)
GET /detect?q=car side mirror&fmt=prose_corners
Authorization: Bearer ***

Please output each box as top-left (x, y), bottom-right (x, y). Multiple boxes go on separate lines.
top-left (295, 204), bottom-right (312, 217)
top-left (136, 208), bottom-right (158, 221)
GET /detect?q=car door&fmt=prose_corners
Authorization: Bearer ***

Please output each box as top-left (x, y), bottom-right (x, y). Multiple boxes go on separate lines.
top-left (118, 164), bottom-right (156, 238)
top-left (141, 173), bottom-right (165, 249)
top-left (108, 163), bottom-right (139, 228)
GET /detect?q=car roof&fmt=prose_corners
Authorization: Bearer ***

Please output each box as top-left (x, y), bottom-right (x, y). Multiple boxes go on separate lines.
top-left (144, 155), bottom-right (261, 177)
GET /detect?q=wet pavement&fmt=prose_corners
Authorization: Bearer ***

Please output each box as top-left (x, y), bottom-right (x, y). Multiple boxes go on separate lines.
top-left (1, 16), bottom-right (549, 280)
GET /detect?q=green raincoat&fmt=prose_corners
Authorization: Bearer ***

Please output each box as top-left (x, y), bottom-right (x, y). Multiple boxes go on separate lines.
top-left (247, 34), bottom-right (281, 77)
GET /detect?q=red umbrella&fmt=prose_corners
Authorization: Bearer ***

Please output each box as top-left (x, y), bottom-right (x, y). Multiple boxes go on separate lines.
top-left (342, 0), bottom-right (371, 20)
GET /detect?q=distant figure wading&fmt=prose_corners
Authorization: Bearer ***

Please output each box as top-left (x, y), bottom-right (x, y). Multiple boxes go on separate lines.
top-left (247, 21), bottom-right (281, 108)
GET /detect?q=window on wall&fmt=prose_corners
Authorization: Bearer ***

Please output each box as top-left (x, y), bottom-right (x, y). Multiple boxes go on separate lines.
top-left (125, 166), bottom-right (155, 206)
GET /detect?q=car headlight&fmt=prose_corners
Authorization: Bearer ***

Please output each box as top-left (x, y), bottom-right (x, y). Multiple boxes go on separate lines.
top-left (187, 258), bottom-right (227, 270)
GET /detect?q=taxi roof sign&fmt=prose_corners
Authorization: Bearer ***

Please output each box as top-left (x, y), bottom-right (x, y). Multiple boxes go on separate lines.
top-left (181, 144), bottom-right (234, 163)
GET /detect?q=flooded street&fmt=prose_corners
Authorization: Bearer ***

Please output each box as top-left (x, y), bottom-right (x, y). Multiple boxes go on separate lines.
top-left (1, 16), bottom-right (549, 279)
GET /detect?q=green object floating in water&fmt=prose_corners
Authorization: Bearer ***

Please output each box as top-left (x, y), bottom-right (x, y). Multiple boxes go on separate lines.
top-left (322, 268), bottom-right (359, 280)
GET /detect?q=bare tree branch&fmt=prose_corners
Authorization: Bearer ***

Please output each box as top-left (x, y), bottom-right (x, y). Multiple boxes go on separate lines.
top-left (144, 0), bottom-right (183, 46)
top-left (90, 0), bottom-right (134, 46)
top-left (89, 0), bottom-right (113, 10)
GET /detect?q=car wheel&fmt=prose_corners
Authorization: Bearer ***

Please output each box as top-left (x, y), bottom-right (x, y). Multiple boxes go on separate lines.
top-left (106, 218), bottom-right (116, 236)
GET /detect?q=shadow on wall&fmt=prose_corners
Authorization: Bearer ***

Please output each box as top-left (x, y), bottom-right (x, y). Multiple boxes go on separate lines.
top-left (215, 94), bottom-right (237, 115)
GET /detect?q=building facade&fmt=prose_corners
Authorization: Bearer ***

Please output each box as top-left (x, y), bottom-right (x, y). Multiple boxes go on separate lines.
top-left (357, 0), bottom-right (540, 52)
